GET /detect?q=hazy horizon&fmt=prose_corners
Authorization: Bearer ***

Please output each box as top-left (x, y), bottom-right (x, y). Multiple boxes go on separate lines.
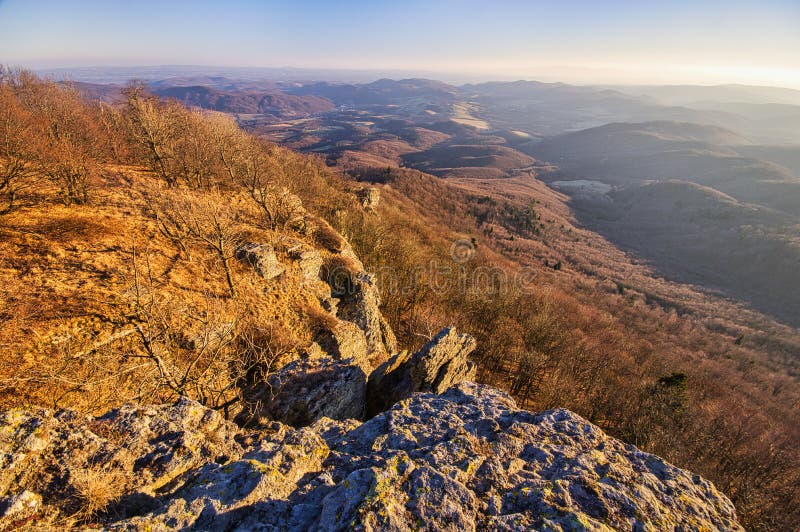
top-left (20, 64), bottom-right (800, 94)
top-left (1, 0), bottom-right (798, 88)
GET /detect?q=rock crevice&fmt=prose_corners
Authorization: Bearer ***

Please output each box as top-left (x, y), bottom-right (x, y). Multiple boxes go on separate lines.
top-left (366, 326), bottom-right (477, 417)
top-left (240, 326), bottom-right (477, 428)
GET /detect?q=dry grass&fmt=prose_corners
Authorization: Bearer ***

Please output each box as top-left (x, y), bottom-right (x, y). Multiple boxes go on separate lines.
top-left (310, 216), bottom-right (348, 253)
top-left (0, 164), bottom-right (346, 413)
top-left (71, 465), bottom-right (127, 519)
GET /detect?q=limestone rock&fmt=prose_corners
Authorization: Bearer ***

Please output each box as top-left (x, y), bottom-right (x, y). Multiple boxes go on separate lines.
top-left (0, 384), bottom-right (742, 530)
top-left (0, 398), bottom-right (241, 523)
top-left (281, 219), bottom-right (396, 361)
top-left (314, 319), bottom-right (369, 371)
top-left (366, 326), bottom-right (476, 416)
top-left (357, 187), bottom-right (380, 211)
top-left (236, 357), bottom-right (367, 428)
top-left (0, 490), bottom-right (41, 529)
top-left (114, 426), bottom-right (329, 530)
top-left (334, 271), bottom-right (398, 357)
top-left (286, 239), bottom-right (325, 281)
top-left (298, 249), bottom-right (324, 280)
top-left (235, 242), bottom-right (285, 280)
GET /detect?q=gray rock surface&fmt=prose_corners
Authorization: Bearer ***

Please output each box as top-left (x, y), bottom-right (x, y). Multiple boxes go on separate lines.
top-left (334, 271), bottom-right (398, 357)
top-left (0, 397), bottom-right (242, 525)
top-left (286, 241), bottom-right (324, 281)
top-left (284, 233), bottom-right (395, 360)
top-left (314, 320), bottom-right (370, 371)
top-left (366, 327), bottom-right (477, 416)
top-left (236, 357), bottom-right (368, 427)
top-left (0, 490), bottom-right (41, 529)
top-left (0, 384), bottom-right (742, 530)
top-left (235, 242), bottom-right (285, 280)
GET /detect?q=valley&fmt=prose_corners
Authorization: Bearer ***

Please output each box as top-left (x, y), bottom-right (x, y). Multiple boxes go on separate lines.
top-left (177, 75), bottom-right (800, 329)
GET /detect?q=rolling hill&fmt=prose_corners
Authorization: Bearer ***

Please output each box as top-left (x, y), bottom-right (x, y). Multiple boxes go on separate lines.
top-left (530, 121), bottom-right (800, 324)
top-left (151, 85), bottom-right (334, 117)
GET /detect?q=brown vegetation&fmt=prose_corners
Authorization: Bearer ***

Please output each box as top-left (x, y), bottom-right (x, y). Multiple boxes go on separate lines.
top-left (0, 68), bottom-right (354, 416)
top-left (345, 166), bottom-right (800, 531)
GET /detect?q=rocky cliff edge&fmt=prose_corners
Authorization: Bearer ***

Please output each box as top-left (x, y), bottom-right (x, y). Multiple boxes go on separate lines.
top-left (0, 383), bottom-right (742, 530)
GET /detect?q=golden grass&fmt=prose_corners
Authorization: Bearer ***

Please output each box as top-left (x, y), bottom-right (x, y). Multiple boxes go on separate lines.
top-left (0, 168), bottom-right (341, 413)
top-left (71, 465), bottom-right (127, 519)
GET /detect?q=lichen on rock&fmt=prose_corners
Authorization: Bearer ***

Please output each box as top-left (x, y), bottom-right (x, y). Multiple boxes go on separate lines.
top-left (366, 326), bottom-right (477, 416)
top-left (0, 383), bottom-right (742, 530)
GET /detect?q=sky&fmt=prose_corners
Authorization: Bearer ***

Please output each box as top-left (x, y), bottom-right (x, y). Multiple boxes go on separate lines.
top-left (1, 0), bottom-right (799, 87)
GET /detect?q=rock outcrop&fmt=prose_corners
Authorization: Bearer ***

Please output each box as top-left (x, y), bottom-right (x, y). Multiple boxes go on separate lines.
top-left (235, 357), bottom-right (367, 427)
top-left (366, 326), bottom-right (477, 416)
top-left (235, 242), bottom-right (285, 280)
top-left (357, 186), bottom-right (380, 211)
top-left (314, 320), bottom-right (370, 370)
top-left (285, 238), bottom-right (325, 282)
top-left (238, 327), bottom-right (475, 428)
top-left (0, 383), bottom-right (742, 530)
top-left (230, 196), bottom-right (404, 424)
top-left (332, 270), bottom-right (398, 357)
top-left (0, 397), bottom-right (241, 525)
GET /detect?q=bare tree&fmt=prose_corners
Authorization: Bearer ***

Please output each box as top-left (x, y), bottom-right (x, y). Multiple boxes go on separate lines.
top-left (0, 81), bottom-right (36, 213)
top-left (95, 102), bottom-right (131, 162)
top-left (172, 108), bottom-right (220, 189)
top-left (154, 190), bottom-right (244, 298)
top-left (19, 79), bottom-right (101, 204)
top-left (0, 68), bottom-right (103, 207)
top-left (124, 84), bottom-right (182, 186)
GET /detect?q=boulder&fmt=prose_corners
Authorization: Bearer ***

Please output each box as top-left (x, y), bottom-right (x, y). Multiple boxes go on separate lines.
top-left (357, 187), bottom-right (380, 211)
top-left (235, 242), bottom-right (285, 280)
top-left (366, 326), bottom-right (476, 416)
top-left (236, 357), bottom-right (367, 428)
top-left (297, 249), bottom-right (324, 280)
top-left (285, 238), bottom-right (325, 282)
top-left (3, 383), bottom-right (741, 529)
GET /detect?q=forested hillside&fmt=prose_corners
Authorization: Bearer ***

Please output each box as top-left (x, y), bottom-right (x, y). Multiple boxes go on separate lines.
top-left (0, 69), bottom-right (798, 529)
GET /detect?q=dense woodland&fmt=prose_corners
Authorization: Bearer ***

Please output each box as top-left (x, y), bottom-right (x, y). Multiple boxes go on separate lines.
top-left (0, 68), bottom-right (798, 530)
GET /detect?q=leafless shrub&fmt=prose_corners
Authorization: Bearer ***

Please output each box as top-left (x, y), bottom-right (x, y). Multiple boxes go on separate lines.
top-left (124, 84), bottom-right (183, 186)
top-left (233, 321), bottom-right (301, 424)
top-left (152, 189), bottom-right (245, 298)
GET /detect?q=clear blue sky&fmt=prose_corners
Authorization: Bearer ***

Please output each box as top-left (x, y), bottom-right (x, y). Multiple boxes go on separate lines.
top-left (1, 0), bottom-right (798, 86)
